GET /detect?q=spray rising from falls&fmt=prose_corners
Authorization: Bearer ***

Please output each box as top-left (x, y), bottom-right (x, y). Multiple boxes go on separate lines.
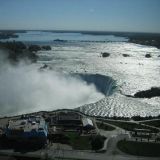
top-left (0, 49), bottom-right (116, 117)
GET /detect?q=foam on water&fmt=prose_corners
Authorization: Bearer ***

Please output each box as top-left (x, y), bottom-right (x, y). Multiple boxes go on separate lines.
top-left (77, 94), bottom-right (160, 117)
top-left (37, 41), bottom-right (160, 117)
top-left (0, 65), bottom-right (105, 117)
top-left (1, 31), bottom-right (160, 117)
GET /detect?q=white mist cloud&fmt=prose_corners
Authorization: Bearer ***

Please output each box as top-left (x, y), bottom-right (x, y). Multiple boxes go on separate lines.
top-left (0, 49), bottom-right (103, 116)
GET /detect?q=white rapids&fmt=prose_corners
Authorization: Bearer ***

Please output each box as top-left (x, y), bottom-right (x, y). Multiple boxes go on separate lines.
top-left (1, 31), bottom-right (160, 117)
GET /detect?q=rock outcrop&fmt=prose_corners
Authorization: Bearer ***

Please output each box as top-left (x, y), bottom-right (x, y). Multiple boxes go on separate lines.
top-left (145, 54), bottom-right (152, 58)
top-left (101, 52), bottom-right (110, 57)
top-left (122, 54), bottom-right (130, 57)
top-left (134, 87), bottom-right (160, 98)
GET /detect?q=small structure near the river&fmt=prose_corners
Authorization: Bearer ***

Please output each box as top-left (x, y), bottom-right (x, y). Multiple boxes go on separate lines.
top-left (82, 118), bottom-right (94, 130)
top-left (57, 111), bottom-right (82, 125)
top-left (6, 115), bottom-right (48, 145)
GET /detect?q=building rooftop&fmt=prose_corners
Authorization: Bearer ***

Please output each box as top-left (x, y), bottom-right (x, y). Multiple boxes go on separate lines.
top-left (8, 116), bottom-right (46, 132)
top-left (82, 118), bottom-right (93, 127)
top-left (57, 111), bottom-right (81, 121)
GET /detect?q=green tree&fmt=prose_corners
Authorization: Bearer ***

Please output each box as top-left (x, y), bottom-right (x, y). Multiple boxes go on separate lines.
top-left (91, 135), bottom-right (105, 151)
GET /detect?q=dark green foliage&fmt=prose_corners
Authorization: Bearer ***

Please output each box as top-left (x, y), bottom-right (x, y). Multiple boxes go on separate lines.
top-left (140, 120), bottom-right (160, 128)
top-left (134, 87), bottom-right (160, 98)
top-left (42, 45), bottom-right (51, 50)
top-left (28, 45), bottom-right (41, 52)
top-left (91, 135), bottom-right (106, 151)
top-left (131, 133), bottom-right (152, 139)
top-left (0, 41), bottom-right (26, 52)
top-left (0, 41), bottom-right (38, 62)
top-left (49, 132), bottom-right (92, 150)
top-left (66, 132), bottom-right (92, 150)
top-left (102, 119), bottom-right (159, 133)
top-left (0, 136), bottom-right (45, 152)
top-left (97, 122), bottom-right (115, 131)
top-left (131, 115), bottom-right (160, 121)
top-left (117, 140), bottom-right (160, 157)
top-left (0, 32), bottom-right (18, 39)
top-left (129, 35), bottom-right (160, 49)
top-left (49, 133), bottom-right (70, 144)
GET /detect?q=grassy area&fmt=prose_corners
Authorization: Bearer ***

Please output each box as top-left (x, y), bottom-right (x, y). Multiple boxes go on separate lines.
top-left (131, 134), bottom-right (152, 139)
top-left (102, 120), bottom-right (159, 133)
top-left (50, 132), bottom-right (105, 151)
top-left (96, 122), bottom-right (115, 131)
top-left (66, 132), bottom-right (92, 150)
top-left (65, 132), bottom-right (106, 151)
top-left (0, 155), bottom-right (41, 160)
top-left (140, 120), bottom-right (160, 128)
top-left (55, 158), bottom-right (89, 160)
top-left (117, 140), bottom-right (160, 157)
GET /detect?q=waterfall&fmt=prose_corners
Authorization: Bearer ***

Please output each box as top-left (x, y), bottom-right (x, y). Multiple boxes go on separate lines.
top-left (73, 73), bottom-right (116, 96)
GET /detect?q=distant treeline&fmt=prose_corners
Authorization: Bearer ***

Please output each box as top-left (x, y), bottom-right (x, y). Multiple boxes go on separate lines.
top-left (0, 31), bottom-right (18, 39)
top-left (129, 34), bottom-right (160, 49)
top-left (1, 30), bottom-right (160, 48)
top-left (0, 30), bottom-right (26, 39)
top-left (0, 41), bottom-right (51, 63)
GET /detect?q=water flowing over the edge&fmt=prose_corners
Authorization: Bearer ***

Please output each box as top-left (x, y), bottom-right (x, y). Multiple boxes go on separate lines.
top-left (73, 73), bottom-right (116, 96)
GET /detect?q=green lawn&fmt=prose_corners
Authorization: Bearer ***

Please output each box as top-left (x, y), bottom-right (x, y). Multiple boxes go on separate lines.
top-left (131, 133), bottom-right (152, 139)
top-left (55, 158), bottom-right (89, 160)
top-left (117, 140), bottom-right (160, 157)
top-left (140, 120), bottom-right (160, 128)
top-left (66, 132), bottom-right (92, 150)
top-left (96, 122), bottom-right (115, 131)
top-left (101, 119), bottom-right (159, 133)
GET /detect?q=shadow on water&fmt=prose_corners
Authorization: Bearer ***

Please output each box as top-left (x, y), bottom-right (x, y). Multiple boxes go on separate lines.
top-left (73, 73), bottom-right (117, 96)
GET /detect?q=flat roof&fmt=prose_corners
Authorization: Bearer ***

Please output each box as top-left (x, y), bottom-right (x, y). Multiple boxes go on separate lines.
top-left (82, 118), bottom-right (93, 127)
top-left (8, 116), bottom-right (46, 132)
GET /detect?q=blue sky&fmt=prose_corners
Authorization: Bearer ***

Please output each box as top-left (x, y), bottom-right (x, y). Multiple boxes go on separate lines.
top-left (0, 0), bottom-right (160, 33)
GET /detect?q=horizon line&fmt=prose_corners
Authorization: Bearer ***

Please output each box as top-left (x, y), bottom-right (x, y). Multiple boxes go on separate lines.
top-left (0, 29), bottom-right (160, 35)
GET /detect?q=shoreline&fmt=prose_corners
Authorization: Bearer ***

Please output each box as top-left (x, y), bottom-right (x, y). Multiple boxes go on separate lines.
top-left (0, 108), bottom-right (160, 160)
top-left (1, 30), bottom-right (160, 49)
top-left (0, 108), bottom-right (160, 122)
top-left (0, 32), bottom-right (160, 121)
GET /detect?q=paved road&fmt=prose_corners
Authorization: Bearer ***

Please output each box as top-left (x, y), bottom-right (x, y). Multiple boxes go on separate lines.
top-left (96, 117), bottom-right (160, 131)
top-left (0, 133), bottom-right (160, 160)
top-left (44, 131), bottom-right (159, 160)
top-left (45, 146), bottom-right (160, 160)
top-left (1, 112), bottom-right (160, 160)
top-left (1, 148), bottom-right (160, 160)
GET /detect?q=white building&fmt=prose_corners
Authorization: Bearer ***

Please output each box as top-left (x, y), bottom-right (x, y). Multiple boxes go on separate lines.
top-left (82, 118), bottom-right (94, 130)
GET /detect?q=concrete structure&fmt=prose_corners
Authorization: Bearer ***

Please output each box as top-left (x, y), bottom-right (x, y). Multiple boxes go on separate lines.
top-left (6, 115), bottom-right (48, 144)
top-left (0, 128), bottom-right (3, 136)
top-left (57, 111), bottom-right (81, 125)
top-left (82, 118), bottom-right (94, 130)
